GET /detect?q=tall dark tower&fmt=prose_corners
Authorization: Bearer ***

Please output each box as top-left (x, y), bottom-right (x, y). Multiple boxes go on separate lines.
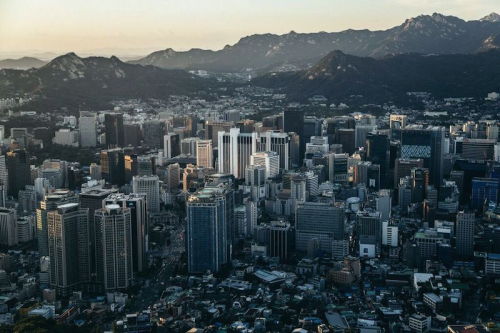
top-left (100, 148), bottom-right (125, 186)
top-left (366, 132), bottom-right (390, 188)
top-left (6, 149), bottom-right (31, 198)
top-left (282, 108), bottom-right (304, 160)
top-left (104, 113), bottom-right (124, 148)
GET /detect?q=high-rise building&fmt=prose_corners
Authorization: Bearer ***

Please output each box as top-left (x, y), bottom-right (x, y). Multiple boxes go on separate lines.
top-left (132, 175), bottom-right (160, 213)
top-left (6, 149), bottom-right (31, 198)
top-left (456, 211), bottom-right (475, 258)
top-left (0, 208), bottom-right (17, 247)
top-left (123, 123), bottom-right (141, 147)
top-left (79, 111), bottom-right (97, 147)
top-left (163, 133), bottom-right (181, 159)
top-left (366, 132), bottom-right (390, 188)
top-left (394, 158), bottom-right (424, 186)
top-left (137, 155), bottom-right (155, 176)
top-left (0, 155), bottom-right (8, 193)
top-left (328, 153), bottom-right (349, 183)
top-left (186, 184), bottom-right (233, 273)
top-left (100, 148), bottom-right (125, 186)
top-left (382, 221), bottom-right (398, 247)
top-left (355, 125), bottom-right (377, 148)
top-left (411, 168), bottom-right (429, 203)
top-left (142, 120), bottom-right (165, 148)
top-left (166, 163), bottom-right (180, 193)
top-left (181, 137), bottom-right (199, 156)
top-left (401, 125), bottom-right (445, 186)
top-left (37, 190), bottom-right (78, 256)
top-left (250, 151), bottom-right (279, 179)
top-left (104, 193), bottom-right (147, 272)
top-left (218, 128), bottom-right (257, 179)
top-left (47, 203), bottom-right (90, 296)
top-left (245, 165), bottom-right (266, 201)
top-left (258, 131), bottom-right (291, 170)
top-left (282, 108), bottom-right (304, 158)
top-left (95, 204), bottom-right (133, 290)
top-left (295, 202), bottom-right (345, 254)
top-left (335, 129), bottom-right (356, 155)
top-left (204, 121), bottom-right (232, 147)
top-left (471, 177), bottom-right (499, 210)
top-left (196, 140), bottom-right (213, 168)
top-left (389, 114), bottom-right (407, 140)
top-left (104, 113), bottom-right (124, 148)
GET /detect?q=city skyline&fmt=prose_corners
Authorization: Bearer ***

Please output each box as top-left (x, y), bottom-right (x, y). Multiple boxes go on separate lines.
top-left (0, 0), bottom-right (499, 58)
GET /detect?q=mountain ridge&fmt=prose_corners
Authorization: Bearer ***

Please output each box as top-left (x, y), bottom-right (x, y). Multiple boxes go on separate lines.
top-left (131, 12), bottom-right (500, 73)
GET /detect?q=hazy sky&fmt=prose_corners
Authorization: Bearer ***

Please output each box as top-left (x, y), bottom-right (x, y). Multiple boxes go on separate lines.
top-left (0, 0), bottom-right (498, 58)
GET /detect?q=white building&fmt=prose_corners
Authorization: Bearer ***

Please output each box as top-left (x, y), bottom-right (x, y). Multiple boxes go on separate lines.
top-left (408, 314), bottom-right (431, 333)
top-left (382, 221), bottom-right (398, 247)
top-left (218, 128), bottom-right (258, 179)
top-left (196, 139), bottom-right (213, 168)
top-left (250, 151), bottom-right (279, 179)
top-left (53, 129), bottom-right (79, 147)
top-left (79, 111), bottom-right (97, 147)
top-left (132, 175), bottom-right (160, 213)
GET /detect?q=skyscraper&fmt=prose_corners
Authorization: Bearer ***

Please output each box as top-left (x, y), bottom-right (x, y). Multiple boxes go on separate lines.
top-left (328, 153), bottom-right (349, 183)
top-left (37, 190), bottom-right (78, 256)
top-left (132, 175), bottom-right (160, 213)
top-left (366, 132), bottom-right (390, 188)
top-left (295, 202), bottom-right (345, 254)
top-left (104, 113), bottom-right (124, 148)
top-left (142, 120), bottom-right (165, 148)
top-left (95, 204), bottom-right (133, 290)
top-left (100, 148), bottom-right (125, 186)
top-left (456, 211), bottom-right (475, 259)
top-left (196, 139), bottom-right (213, 168)
top-left (79, 111), bottom-right (97, 147)
top-left (186, 184), bottom-right (232, 273)
top-left (218, 128), bottom-right (257, 179)
top-left (105, 193), bottom-right (147, 272)
top-left (401, 125), bottom-right (445, 186)
top-left (250, 151), bottom-right (279, 179)
top-left (0, 208), bottom-right (17, 247)
top-left (282, 108), bottom-right (304, 158)
top-left (258, 131), bottom-right (291, 170)
top-left (163, 133), bottom-right (181, 159)
top-left (245, 165), bottom-right (267, 202)
top-left (47, 203), bottom-right (90, 296)
top-left (6, 149), bottom-right (31, 198)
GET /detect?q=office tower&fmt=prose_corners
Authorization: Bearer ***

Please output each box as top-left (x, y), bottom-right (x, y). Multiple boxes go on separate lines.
top-left (166, 163), bottom-right (180, 193)
top-left (104, 193), bottom-right (147, 272)
top-left (186, 185), bottom-right (232, 273)
top-left (389, 114), bottom-right (407, 140)
top-left (471, 177), bottom-right (499, 210)
top-left (17, 216), bottom-right (34, 243)
top-left (123, 123), bottom-right (141, 147)
top-left (78, 111), bottom-right (97, 147)
top-left (47, 203), bottom-right (90, 296)
top-left (282, 108), bottom-right (304, 137)
top-left (335, 129), bottom-right (356, 155)
top-left (456, 211), bottom-right (475, 258)
top-left (357, 210), bottom-right (382, 245)
top-left (245, 165), bottom-right (267, 201)
top-left (382, 221), bottom-right (398, 247)
top-left (223, 109), bottom-right (240, 122)
top-left (304, 171), bottom-right (320, 197)
top-left (137, 155), bottom-right (155, 176)
top-left (181, 137), bottom-right (198, 156)
top-left (19, 185), bottom-right (37, 214)
top-left (459, 138), bottom-right (496, 160)
top-left (196, 140), bottom-right (213, 168)
top-left (394, 158), bottom-right (424, 186)
top-left (37, 190), bottom-right (78, 256)
top-left (6, 149), bottom-right (31, 198)
top-left (258, 131), bottom-right (291, 170)
top-left (142, 120), bottom-right (164, 148)
top-left (163, 133), bottom-right (181, 159)
top-left (100, 148), bottom-right (125, 186)
top-left (0, 125), bottom-right (4, 143)
top-left (260, 221), bottom-right (293, 261)
top-left (0, 155), bottom-right (8, 193)
top-left (124, 154), bottom-right (138, 183)
top-left (295, 202), bottom-right (345, 253)
top-left (411, 168), bottom-right (429, 203)
top-left (40, 159), bottom-right (67, 189)
top-left (366, 132), bottom-right (390, 188)
top-left (204, 121), bottom-right (232, 147)
top-left (398, 177), bottom-right (412, 215)
top-left (104, 113), bottom-right (124, 148)
top-left (218, 128), bottom-right (258, 179)
top-left (132, 175), bottom-right (160, 213)
top-left (376, 190), bottom-right (392, 221)
top-left (250, 151), bottom-right (279, 179)
top-left (95, 204), bottom-right (133, 290)
top-left (89, 163), bottom-right (102, 180)
top-left (355, 125), bottom-right (377, 148)
top-left (401, 125), bottom-right (445, 186)
top-left (305, 136), bottom-right (330, 156)
top-left (291, 175), bottom-right (307, 202)
top-left (245, 200), bottom-right (258, 235)
top-left (328, 153), bottom-right (349, 183)
top-left (0, 208), bottom-right (17, 246)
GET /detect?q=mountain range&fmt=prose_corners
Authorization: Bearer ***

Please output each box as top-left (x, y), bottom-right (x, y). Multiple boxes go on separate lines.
top-left (252, 50), bottom-right (500, 103)
top-left (0, 53), bottom-right (215, 109)
top-left (131, 12), bottom-right (500, 73)
top-left (0, 57), bottom-right (47, 70)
